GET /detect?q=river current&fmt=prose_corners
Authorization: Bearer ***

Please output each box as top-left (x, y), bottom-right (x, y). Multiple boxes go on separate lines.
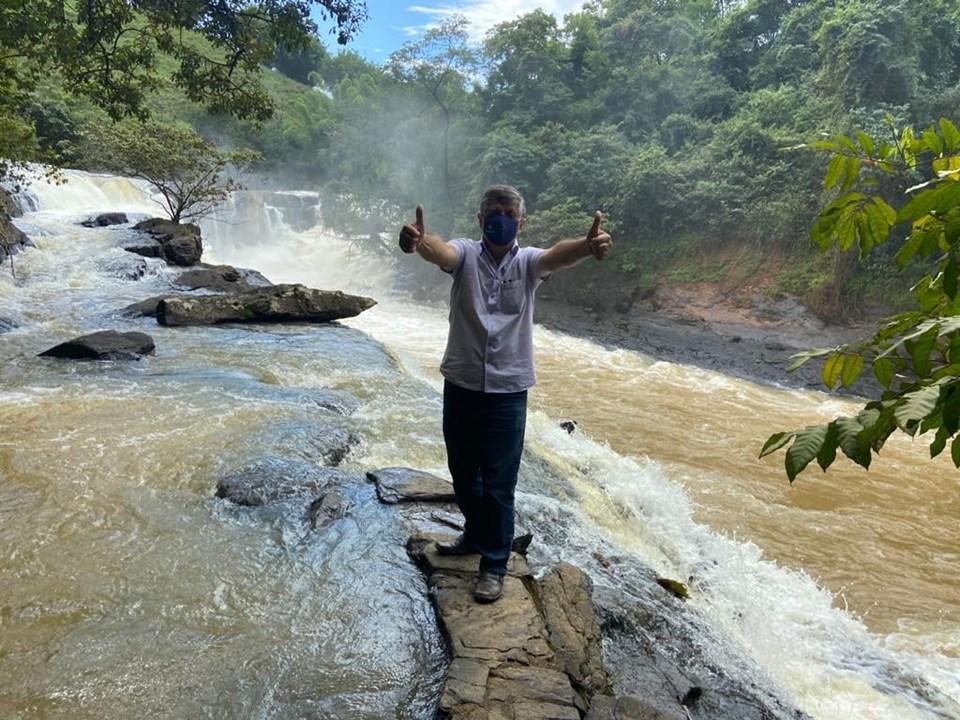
top-left (1, 170), bottom-right (958, 719)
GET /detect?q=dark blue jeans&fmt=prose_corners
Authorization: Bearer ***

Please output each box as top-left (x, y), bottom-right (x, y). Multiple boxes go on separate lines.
top-left (442, 380), bottom-right (527, 576)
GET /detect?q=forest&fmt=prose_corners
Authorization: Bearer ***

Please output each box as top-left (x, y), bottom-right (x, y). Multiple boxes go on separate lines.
top-left (5, 0), bottom-right (960, 317)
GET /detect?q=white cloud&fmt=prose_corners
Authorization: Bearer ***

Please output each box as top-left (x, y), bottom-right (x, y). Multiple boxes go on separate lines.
top-left (406, 0), bottom-right (587, 42)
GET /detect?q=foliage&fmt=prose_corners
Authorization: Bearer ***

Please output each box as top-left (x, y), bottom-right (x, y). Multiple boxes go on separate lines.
top-left (0, 0), bottom-right (366, 182)
top-left (82, 121), bottom-right (261, 223)
top-left (762, 117), bottom-right (960, 479)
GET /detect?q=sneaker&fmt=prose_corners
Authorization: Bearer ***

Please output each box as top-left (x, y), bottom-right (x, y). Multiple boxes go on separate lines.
top-left (474, 572), bottom-right (504, 603)
top-left (435, 534), bottom-right (477, 556)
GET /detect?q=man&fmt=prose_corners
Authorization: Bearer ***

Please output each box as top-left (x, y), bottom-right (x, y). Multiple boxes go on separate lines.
top-left (398, 184), bottom-right (612, 602)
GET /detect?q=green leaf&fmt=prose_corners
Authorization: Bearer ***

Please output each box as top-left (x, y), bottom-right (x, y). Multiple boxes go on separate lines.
top-left (873, 357), bottom-right (896, 387)
top-left (923, 127), bottom-right (945, 155)
top-left (841, 354), bottom-right (865, 387)
top-left (931, 426), bottom-right (950, 458)
top-left (905, 325), bottom-right (939, 378)
top-left (760, 431), bottom-right (795, 459)
top-left (825, 154), bottom-right (847, 190)
top-left (942, 386), bottom-right (960, 434)
top-left (894, 384), bottom-right (942, 430)
top-left (822, 353), bottom-right (845, 389)
top-left (816, 423), bottom-right (839, 471)
top-left (941, 118), bottom-right (960, 153)
top-left (835, 416), bottom-right (871, 469)
top-left (856, 130), bottom-right (875, 157)
top-left (896, 232), bottom-right (923, 269)
top-left (786, 348), bottom-right (834, 373)
top-left (945, 255), bottom-right (959, 300)
top-left (785, 425), bottom-right (830, 482)
top-left (952, 436), bottom-right (960, 468)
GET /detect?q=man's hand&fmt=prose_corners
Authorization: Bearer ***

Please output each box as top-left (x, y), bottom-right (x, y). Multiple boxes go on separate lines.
top-left (586, 211), bottom-right (613, 261)
top-left (398, 205), bottom-right (460, 270)
top-left (399, 205), bottom-right (426, 254)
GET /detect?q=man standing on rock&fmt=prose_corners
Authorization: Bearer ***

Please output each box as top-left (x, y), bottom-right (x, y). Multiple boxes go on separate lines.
top-left (399, 185), bottom-right (612, 602)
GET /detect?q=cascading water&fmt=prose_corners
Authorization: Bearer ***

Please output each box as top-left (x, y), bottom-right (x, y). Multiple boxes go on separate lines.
top-left (2, 169), bottom-right (959, 719)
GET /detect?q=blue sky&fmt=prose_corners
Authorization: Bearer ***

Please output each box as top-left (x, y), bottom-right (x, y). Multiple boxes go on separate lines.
top-left (322, 0), bottom-right (588, 62)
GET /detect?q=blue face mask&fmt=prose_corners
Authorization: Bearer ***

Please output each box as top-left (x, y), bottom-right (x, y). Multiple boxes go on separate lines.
top-left (482, 211), bottom-right (520, 247)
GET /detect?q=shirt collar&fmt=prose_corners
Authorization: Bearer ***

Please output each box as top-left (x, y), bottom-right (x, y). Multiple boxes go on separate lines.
top-left (480, 238), bottom-right (520, 259)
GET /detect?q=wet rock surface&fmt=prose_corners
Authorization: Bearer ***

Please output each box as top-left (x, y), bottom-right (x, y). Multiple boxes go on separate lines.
top-left (1, 213), bottom-right (34, 263)
top-left (122, 294), bottom-right (189, 317)
top-left (216, 456), bottom-right (356, 507)
top-left (408, 535), bottom-right (596, 719)
top-left (38, 330), bottom-right (155, 360)
top-left (82, 212), bottom-right (128, 227)
top-left (173, 264), bottom-right (273, 292)
top-left (0, 317), bottom-right (18, 334)
top-left (368, 467), bottom-right (458, 504)
top-left (132, 218), bottom-right (203, 266)
top-left (156, 284), bottom-right (376, 326)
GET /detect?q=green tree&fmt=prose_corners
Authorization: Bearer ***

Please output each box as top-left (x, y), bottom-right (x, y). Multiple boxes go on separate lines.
top-left (762, 117), bottom-right (960, 480)
top-left (83, 121), bottom-right (261, 223)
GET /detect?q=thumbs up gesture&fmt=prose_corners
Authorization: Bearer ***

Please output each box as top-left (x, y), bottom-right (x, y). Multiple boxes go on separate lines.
top-left (399, 205), bottom-right (426, 254)
top-left (586, 211), bottom-right (612, 260)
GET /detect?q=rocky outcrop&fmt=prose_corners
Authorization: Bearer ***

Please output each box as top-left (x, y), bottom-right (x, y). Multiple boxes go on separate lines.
top-left (584, 695), bottom-right (685, 720)
top-left (368, 467), bottom-right (457, 504)
top-left (0, 187), bottom-right (20, 218)
top-left (156, 284), bottom-right (376, 326)
top-left (131, 218), bottom-right (202, 266)
top-left (38, 330), bottom-right (155, 360)
top-left (173, 264), bottom-right (272, 292)
top-left (535, 563), bottom-right (608, 698)
top-left (408, 536), bottom-right (602, 719)
top-left (82, 212), bottom-right (128, 227)
top-left (0, 208), bottom-right (33, 263)
top-left (216, 456), bottom-right (354, 507)
top-left (122, 294), bottom-right (189, 317)
top-left (121, 238), bottom-right (163, 259)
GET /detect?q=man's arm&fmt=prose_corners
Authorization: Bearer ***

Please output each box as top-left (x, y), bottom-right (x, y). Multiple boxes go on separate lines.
top-left (399, 205), bottom-right (459, 271)
top-left (537, 211), bottom-right (613, 275)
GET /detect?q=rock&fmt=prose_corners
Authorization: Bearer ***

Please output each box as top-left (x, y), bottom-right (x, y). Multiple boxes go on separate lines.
top-left (367, 467), bottom-right (457, 504)
top-left (173, 264), bottom-right (272, 292)
top-left (0, 317), bottom-right (18, 334)
top-left (38, 330), bottom-right (155, 360)
top-left (309, 489), bottom-right (351, 529)
top-left (407, 536), bottom-right (589, 720)
top-left (215, 456), bottom-right (350, 507)
top-left (132, 218), bottom-right (203, 266)
top-left (655, 578), bottom-right (689, 600)
top-left (0, 187), bottom-right (21, 218)
top-left (559, 420), bottom-right (578, 434)
top-left (121, 294), bottom-right (188, 317)
top-left (100, 254), bottom-right (148, 281)
top-left (156, 284), bottom-right (376, 326)
top-left (122, 238), bottom-right (164, 259)
top-left (584, 695), bottom-right (685, 720)
top-left (0, 213), bottom-right (32, 263)
top-left (535, 563), bottom-right (608, 697)
top-left (82, 212), bottom-right (128, 227)
top-left (268, 421), bottom-right (360, 466)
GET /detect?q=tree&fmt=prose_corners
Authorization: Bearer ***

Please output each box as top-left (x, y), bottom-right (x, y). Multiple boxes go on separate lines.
top-left (0, 0), bottom-right (366, 182)
top-left (388, 16), bottom-right (481, 235)
top-left (762, 117), bottom-right (960, 480)
top-left (83, 121), bottom-right (261, 223)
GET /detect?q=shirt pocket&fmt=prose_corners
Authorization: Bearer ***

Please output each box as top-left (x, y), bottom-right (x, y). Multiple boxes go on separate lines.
top-left (497, 277), bottom-right (525, 314)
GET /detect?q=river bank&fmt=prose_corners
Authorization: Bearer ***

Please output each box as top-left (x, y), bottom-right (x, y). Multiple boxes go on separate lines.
top-left (534, 285), bottom-right (875, 394)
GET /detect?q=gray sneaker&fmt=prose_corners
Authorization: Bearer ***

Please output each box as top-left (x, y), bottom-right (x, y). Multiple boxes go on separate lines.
top-left (436, 534), bottom-right (477, 556)
top-left (474, 572), bottom-right (504, 603)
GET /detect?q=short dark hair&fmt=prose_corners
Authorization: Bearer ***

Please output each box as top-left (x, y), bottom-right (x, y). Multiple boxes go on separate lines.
top-left (480, 184), bottom-right (526, 218)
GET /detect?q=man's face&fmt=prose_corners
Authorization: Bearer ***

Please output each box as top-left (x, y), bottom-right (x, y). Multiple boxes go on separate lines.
top-left (477, 200), bottom-right (525, 236)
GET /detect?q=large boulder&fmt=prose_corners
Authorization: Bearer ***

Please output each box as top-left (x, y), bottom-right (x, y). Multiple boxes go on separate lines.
top-left (121, 294), bottom-right (189, 317)
top-left (132, 218), bottom-right (202, 266)
top-left (0, 213), bottom-right (33, 263)
top-left (121, 238), bottom-right (163, 259)
top-left (39, 330), bottom-right (155, 360)
top-left (156, 284), bottom-right (376, 326)
top-left (82, 212), bottom-right (128, 228)
top-left (0, 187), bottom-right (20, 218)
top-left (173, 264), bottom-right (272, 292)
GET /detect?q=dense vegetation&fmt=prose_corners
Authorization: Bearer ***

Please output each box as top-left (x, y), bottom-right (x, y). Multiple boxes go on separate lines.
top-left (7, 0), bottom-right (960, 314)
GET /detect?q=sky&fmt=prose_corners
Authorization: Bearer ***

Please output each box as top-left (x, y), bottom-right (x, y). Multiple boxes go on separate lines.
top-left (324, 0), bottom-right (588, 62)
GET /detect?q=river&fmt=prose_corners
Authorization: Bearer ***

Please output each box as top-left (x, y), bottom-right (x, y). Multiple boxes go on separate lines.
top-left (1, 170), bottom-right (958, 719)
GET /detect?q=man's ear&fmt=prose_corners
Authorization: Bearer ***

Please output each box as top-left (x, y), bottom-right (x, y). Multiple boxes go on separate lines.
top-left (519, 217), bottom-right (526, 232)
top-left (477, 212), bottom-right (483, 226)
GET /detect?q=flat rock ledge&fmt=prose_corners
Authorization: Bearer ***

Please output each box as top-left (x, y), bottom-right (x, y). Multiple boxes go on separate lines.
top-left (156, 283), bottom-right (376, 326)
top-left (368, 467), bottom-right (458, 504)
top-left (82, 212), bottom-right (128, 227)
top-left (408, 534), bottom-right (615, 720)
top-left (38, 330), bottom-right (155, 360)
